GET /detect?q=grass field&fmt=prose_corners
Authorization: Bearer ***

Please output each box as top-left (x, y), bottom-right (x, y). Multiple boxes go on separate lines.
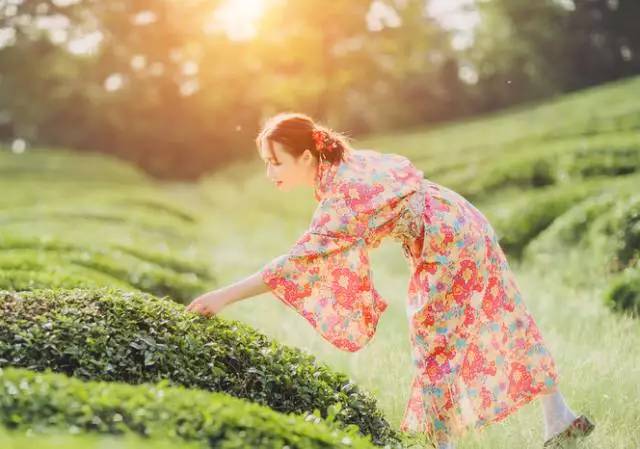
top-left (2, 76), bottom-right (640, 448)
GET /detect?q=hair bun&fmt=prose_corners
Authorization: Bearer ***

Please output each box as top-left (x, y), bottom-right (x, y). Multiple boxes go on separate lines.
top-left (256, 112), bottom-right (349, 165)
top-left (311, 129), bottom-right (339, 154)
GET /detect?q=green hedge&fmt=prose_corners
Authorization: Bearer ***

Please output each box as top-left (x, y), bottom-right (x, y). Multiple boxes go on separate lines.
top-left (0, 267), bottom-right (115, 291)
top-left (519, 190), bottom-right (640, 315)
top-left (0, 148), bottom-right (147, 185)
top-left (601, 196), bottom-right (640, 314)
top-left (0, 367), bottom-right (382, 449)
top-left (0, 288), bottom-right (398, 446)
top-left (610, 195), bottom-right (640, 269)
top-left (0, 425), bottom-right (201, 449)
top-left (0, 235), bottom-right (213, 302)
top-left (491, 183), bottom-right (598, 258)
top-left (523, 192), bottom-right (622, 262)
top-left (568, 146), bottom-right (640, 178)
top-left (464, 142), bottom-right (640, 199)
top-left (604, 267), bottom-right (640, 315)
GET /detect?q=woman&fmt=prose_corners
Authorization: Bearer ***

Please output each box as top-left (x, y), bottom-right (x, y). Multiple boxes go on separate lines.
top-left (186, 112), bottom-right (595, 449)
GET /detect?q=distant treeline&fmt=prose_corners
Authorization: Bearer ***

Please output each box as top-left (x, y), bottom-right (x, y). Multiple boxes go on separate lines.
top-left (1, 0), bottom-right (638, 178)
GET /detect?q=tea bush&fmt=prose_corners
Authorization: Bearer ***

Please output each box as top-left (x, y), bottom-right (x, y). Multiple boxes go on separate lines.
top-left (529, 193), bottom-right (619, 248)
top-left (523, 188), bottom-right (640, 314)
top-left (568, 146), bottom-right (640, 178)
top-left (490, 181), bottom-right (601, 257)
top-left (0, 288), bottom-right (398, 446)
top-left (604, 267), bottom-right (640, 316)
top-left (1, 149), bottom-right (214, 303)
top-left (610, 195), bottom-right (640, 269)
top-left (0, 267), bottom-right (117, 291)
top-left (464, 139), bottom-right (640, 199)
top-left (0, 367), bottom-right (382, 449)
top-left (0, 426), bottom-right (202, 449)
top-left (0, 235), bottom-right (213, 302)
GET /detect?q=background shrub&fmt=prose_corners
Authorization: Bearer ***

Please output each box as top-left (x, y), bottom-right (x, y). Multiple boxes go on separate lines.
top-left (604, 267), bottom-right (640, 316)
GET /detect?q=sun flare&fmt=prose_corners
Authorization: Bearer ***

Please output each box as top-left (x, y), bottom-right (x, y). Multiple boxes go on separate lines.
top-left (211, 0), bottom-right (266, 41)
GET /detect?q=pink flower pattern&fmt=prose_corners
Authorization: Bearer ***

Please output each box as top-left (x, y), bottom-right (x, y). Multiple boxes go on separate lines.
top-left (261, 149), bottom-right (558, 442)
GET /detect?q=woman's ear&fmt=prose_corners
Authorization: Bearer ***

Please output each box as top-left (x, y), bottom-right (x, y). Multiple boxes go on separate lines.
top-left (301, 148), bottom-right (314, 165)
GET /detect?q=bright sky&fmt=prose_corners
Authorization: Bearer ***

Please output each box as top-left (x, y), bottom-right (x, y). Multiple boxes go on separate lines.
top-left (426, 0), bottom-right (480, 49)
top-left (207, 0), bottom-right (266, 41)
top-left (0, 0), bottom-right (480, 54)
top-left (210, 0), bottom-right (480, 42)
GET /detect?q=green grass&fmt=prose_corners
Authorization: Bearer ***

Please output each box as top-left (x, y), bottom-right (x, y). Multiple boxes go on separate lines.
top-left (2, 76), bottom-right (640, 447)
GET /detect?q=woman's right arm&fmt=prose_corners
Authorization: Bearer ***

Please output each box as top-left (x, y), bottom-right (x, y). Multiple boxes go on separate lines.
top-left (221, 269), bottom-right (272, 305)
top-left (186, 269), bottom-right (271, 317)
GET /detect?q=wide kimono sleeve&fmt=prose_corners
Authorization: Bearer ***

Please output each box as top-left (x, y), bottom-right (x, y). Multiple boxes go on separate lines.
top-left (260, 196), bottom-right (388, 352)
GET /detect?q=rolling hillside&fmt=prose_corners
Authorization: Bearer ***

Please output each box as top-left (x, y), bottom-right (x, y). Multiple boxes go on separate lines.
top-left (1, 76), bottom-right (639, 448)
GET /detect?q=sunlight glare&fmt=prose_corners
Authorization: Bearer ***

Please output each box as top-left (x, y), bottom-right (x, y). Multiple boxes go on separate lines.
top-left (427, 0), bottom-right (480, 50)
top-left (207, 0), bottom-right (266, 41)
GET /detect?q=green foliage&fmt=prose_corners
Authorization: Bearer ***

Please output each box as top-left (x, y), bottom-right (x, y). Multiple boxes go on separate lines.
top-left (0, 288), bottom-right (398, 446)
top-left (0, 150), bottom-right (216, 302)
top-left (0, 267), bottom-right (117, 291)
top-left (610, 196), bottom-right (640, 269)
top-left (0, 426), bottom-right (202, 449)
top-left (569, 147), bottom-right (640, 178)
top-left (0, 147), bottom-right (147, 185)
top-left (0, 236), bottom-right (213, 302)
top-left (0, 0), bottom-right (463, 178)
top-left (604, 267), bottom-right (640, 316)
top-left (489, 181), bottom-right (601, 258)
top-left (0, 367), bottom-right (382, 449)
top-left (519, 186), bottom-right (640, 314)
top-left (598, 195), bottom-right (640, 314)
top-left (2, 0), bottom-right (639, 178)
top-left (526, 193), bottom-right (619, 251)
top-left (471, 0), bottom-right (640, 110)
top-left (460, 141), bottom-right (640, 200)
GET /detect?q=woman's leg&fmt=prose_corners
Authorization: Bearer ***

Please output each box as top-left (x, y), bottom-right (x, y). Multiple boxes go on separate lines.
top-left (433, 437), bottom-right (455, 449)
top-left (539, 387), bottom-right (578, 441)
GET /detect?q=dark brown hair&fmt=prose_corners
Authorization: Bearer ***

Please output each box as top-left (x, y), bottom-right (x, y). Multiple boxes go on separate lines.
top-left (255, 112), bottom-right (351, 165)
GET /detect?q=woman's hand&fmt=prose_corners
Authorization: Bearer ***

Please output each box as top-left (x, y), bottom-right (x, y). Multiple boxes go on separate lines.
top-left (185, 270), bottom-right (271, 318)
top-left (186, 290), bottom-right (230, 318)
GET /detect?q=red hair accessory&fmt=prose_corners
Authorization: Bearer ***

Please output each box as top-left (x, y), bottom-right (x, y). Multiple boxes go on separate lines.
top-left (312, 129), bottom-right (339, 154)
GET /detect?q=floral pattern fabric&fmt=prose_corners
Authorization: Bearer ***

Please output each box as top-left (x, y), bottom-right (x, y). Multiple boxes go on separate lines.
top-left (261, 149), bottom-right (559, 441)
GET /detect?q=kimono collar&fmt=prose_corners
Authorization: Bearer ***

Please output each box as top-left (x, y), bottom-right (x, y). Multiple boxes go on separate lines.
top-left (313, 155), bottom-right (340, 202)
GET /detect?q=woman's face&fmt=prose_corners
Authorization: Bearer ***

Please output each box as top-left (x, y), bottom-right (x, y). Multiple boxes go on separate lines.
top-left (258, 138), bottom-right (317, 192)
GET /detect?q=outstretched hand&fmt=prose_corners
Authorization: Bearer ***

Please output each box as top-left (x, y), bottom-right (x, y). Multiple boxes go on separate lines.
top-left (186, 290), bottom-right (230, 318)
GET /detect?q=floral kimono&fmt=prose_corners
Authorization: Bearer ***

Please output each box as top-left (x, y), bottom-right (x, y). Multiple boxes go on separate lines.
top-left (261, 149), bottom-right (559, 441)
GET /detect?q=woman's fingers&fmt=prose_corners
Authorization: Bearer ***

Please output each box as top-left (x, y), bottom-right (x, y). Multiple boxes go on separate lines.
top-left (186, 299), bottom-right (215, 318)
top-left (203, 303), bottom-right (218, 317)
top-left (186, 302), bottom-right (199, 313)
top-left (186, 297), bottom-right (203, 312)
